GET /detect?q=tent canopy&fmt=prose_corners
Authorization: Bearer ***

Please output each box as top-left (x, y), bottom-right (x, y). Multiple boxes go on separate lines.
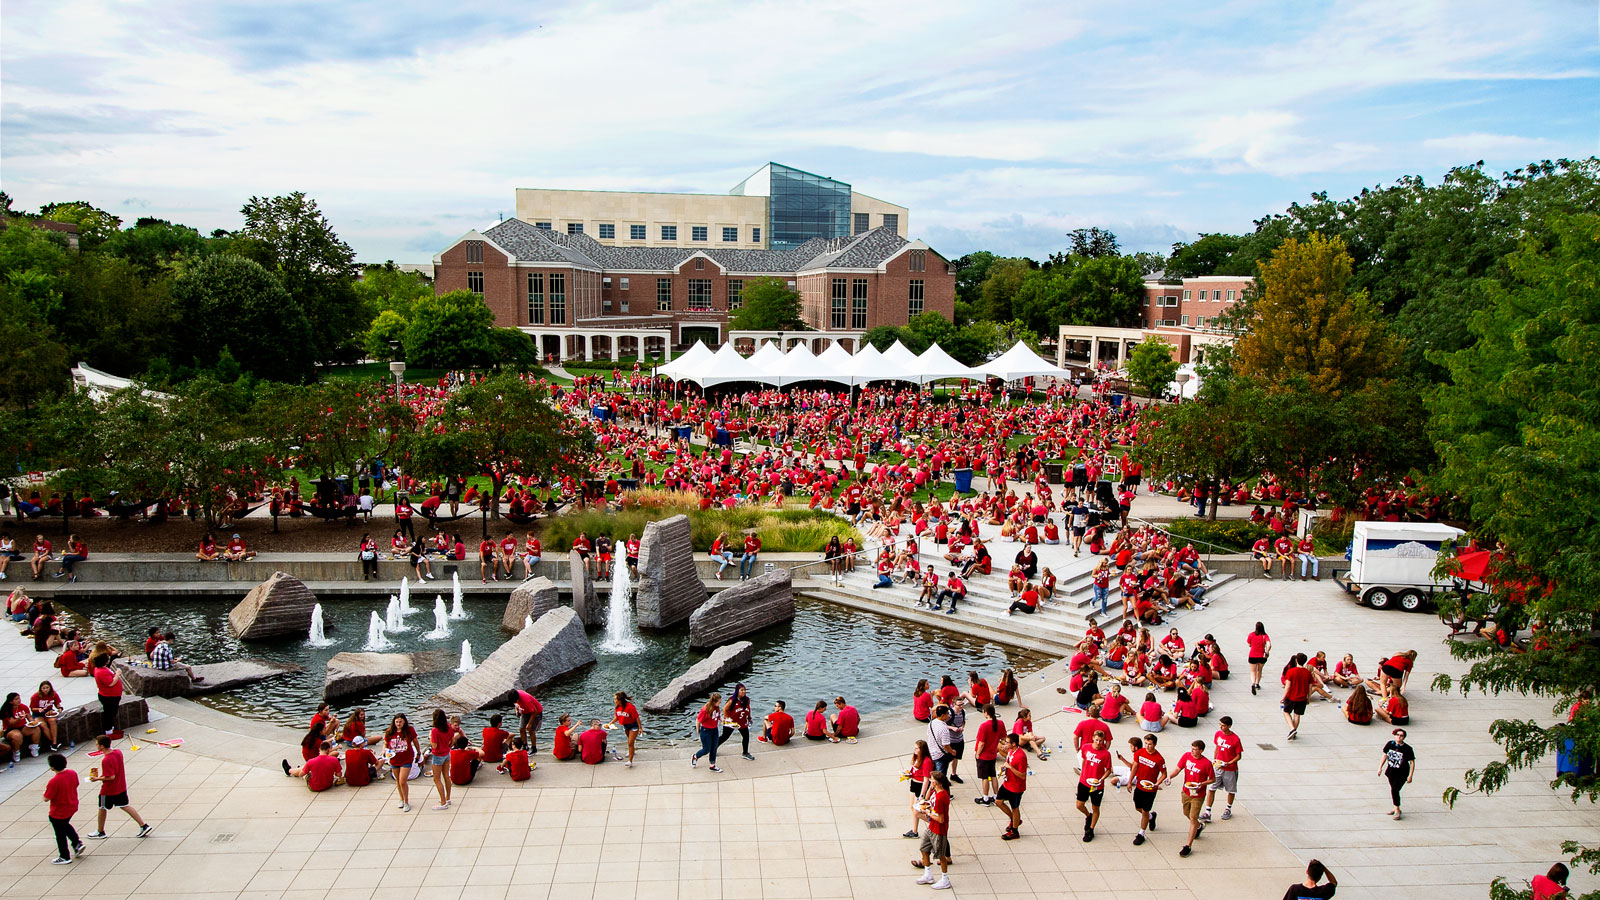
top-left (912, 344), bottom-right (981, 383)
top-left (979, 342), bottom-right (1071, 381)
top-left (658, 339), bottom-right (984, 387)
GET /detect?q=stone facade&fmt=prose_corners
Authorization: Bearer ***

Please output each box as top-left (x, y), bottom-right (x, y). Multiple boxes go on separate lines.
top-left (569, 551), bottom-right (600, 626)
top-left (503, 576), bottom-right (561, 633)
top-left (323, 651), bottom-right (455, 701)
top-left (227, 572), bottom-right (317, 640)
top-left (432, 607), bottom-right (595, 711)
top-left (643, 641), bottom-right (756, 713)
top-left (688, 569), bottom-right (794, 648)
top-left (635, 514), bottom-right (708, 630)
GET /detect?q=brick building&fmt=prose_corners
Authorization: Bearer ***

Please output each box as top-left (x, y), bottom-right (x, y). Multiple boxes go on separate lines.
top-left (1058, 275), bottom-right (1253, 370)
top-left (434, 217), bottom-right (955, 361)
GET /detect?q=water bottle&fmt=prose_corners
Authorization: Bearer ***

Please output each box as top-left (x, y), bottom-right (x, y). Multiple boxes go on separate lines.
top-left (1027, 768), bottom-right (1035, 776)
top-left (1057, 741), bottom-right (1064, 753)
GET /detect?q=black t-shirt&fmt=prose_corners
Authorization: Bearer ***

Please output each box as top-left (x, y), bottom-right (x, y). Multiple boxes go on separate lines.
top-left (1382, 740), bottom-right (1414, 774)
top-left (1282, 883), bottom-right (1336, 900)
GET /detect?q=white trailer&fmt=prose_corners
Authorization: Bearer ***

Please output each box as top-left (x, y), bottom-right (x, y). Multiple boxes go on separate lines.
top-left (1334, 521), bottom-right (1465, 612)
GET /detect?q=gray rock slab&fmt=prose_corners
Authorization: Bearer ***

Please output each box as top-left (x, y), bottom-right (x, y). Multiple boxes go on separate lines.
top-left (187, 660), bottom-right (300, 695)
top-left (112, 660), bottom-right (189, 698)
top-left (57, 697), bottom-right (147, 745)
top-left (635, 514), bottom-right (708, 630)
top-left (689, 569), bottom-right (794, 648)
top-left (227, 572), bottom-right (317, 640)
top-left (323, 651), bottom-right (454, 701)
top-left (504, 576), bottom-right (560, 633)
top-left (643, 640), bottom-right (755, 713)
top-left (432, 607), bottom-right (595, 711)
top-left (570, 551), bottom-right (600, 626)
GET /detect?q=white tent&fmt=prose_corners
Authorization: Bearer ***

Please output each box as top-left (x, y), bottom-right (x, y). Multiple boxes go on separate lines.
top-left (979, 341), bottom-right (1072, 381)
top-left (747, 340), bottom-right (788, 375)
top-left (813, 343), bottom-right (858, 383)
top-left (657, 340), bottom-right (713, 381)
top-left (880, 340), bottom-right (923, 378)
top-left (772, 344), bottom-right (822, 386)
top-left (682, 342), bottom-right (764, 387)
top-left (912, 344), bottom-right (981, 384)
top-left (840, 343), bottom-right (895, 385)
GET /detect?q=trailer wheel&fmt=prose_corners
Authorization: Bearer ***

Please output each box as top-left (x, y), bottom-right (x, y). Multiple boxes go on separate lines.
top-left (1397, 589), bottom-right (1425, 613)
top-left (1363, 587), bottom-right (1394, 610)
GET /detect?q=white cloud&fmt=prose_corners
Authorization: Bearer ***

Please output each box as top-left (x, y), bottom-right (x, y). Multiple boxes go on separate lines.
top-left (1421, 132), bottom-right (1561, 162)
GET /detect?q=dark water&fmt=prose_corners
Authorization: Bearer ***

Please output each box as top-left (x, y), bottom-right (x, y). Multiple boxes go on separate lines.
top-left (56, 592), bottom-right (1046, 747)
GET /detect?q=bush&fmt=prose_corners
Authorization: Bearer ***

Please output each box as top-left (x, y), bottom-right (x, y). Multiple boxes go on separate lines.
top-left (1162, 518), bottom-right (1273, 552)
top-left (538, 497), bottom-right (860, 554)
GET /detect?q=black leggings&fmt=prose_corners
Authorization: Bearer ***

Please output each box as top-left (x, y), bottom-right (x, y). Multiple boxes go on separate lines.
top-left (718, 726), bottom-right (750, 754)
top-left (1008, 601), bottom-right (1037, 614)
top-left (1387, 769), bottom-right (1407, 807)
top-left (50, 816), bottom-right (80, 859)
top-left (361, 556), bottom-right (379, 578)
top-left (99, 694), bottom-right (119, 733)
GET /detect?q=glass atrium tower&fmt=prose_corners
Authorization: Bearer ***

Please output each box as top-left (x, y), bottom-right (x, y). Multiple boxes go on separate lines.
top-left (730, 163), bottom-right (852, 250)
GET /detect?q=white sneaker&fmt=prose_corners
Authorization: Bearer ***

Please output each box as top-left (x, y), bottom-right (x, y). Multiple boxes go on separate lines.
top-left (915, 871), bottom-right (936, 885)
top-left (931, 876), bottom-right (952, 890)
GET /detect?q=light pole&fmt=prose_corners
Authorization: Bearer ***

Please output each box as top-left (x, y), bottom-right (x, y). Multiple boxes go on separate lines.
top-left (389, 360), bottom-right (406, 391)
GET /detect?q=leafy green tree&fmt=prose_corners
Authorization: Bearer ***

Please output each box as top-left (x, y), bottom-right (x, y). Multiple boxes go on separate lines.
top-left (1061, 226), bottom-right (1120, 260)
top-left (1126, 251), bottom-right (1167, 276)
top-left (258, 381), bottom-right (417, 484)
top-left (355, 262), bottom-right (433, 320)
top-left (1236, 233), bottom-right (1398, 396)
top-left (364, 310), bottom-right (409, 361)
top-left (237, 192), bottom-right (363, 363)
top-left (487, 327), bottom-right (540, 370)
top-left (979, 257), bottom-right (1034, 322)
top-left (1426, 216), bottom-right (1600, 900)
top-left (728, 277), bottom-right (803, 330)
top-left (859, 325), bottom-right (911, 353)
top-left (1009, 268), bottom-right (1071, 336)
top-left (171, 254), bottom-right (315, 383)
top-left (0, 285), bottom-right (69, 408)
top-left (403, 290), bottom-right (496, 367)
top-left (1126, 336), bottom-right (1179, 398)
top-left (102, 218), bottom-right (208, 277)
top-left (39, 201), bottom-right (122, 247)
top-left (951, 251), bottom-right (998, 307)
top-left (1166, 233), bottom-right (1245, 277)
top-left (1137, 378), bottom-right (1267, 519)
top-left (906, 311), bottom-right (959, 351)
top-left (56, 253), bottom-right (178, 377)
top-left (1064, 255), bottom-right (1145, 327)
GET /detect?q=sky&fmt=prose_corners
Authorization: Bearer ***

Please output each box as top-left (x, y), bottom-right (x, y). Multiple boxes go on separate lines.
top-left (3, 0), bottom-right (1596, 264)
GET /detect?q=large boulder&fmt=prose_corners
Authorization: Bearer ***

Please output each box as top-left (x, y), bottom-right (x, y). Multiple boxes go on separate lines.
top-left (504, 576), bottom-right (560, 633)
top-left (112, 661), bottom-right (189, 698)
top-left (432, 607), bottom-right (595, 711)
top-left (227, 572), bottom-right (317, 640)
top-left (57, 697), bottom-right (147, 745)
top-left (569, 551), bottom-right (600, 626)
top-left (324, 651), bottom-right (455, 701)
top-left (635, 514), bottom-right (708, 629)
top-left (689, 569), bottom-right (794, 648)
top-left (114, 659), bottom-right (299, 698)
top-left (643, 640), bottom-right (755, 713)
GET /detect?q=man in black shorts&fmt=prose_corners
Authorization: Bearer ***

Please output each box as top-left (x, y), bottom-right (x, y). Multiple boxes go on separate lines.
top-left (1123, 733), bottom-right (1168, 846)
top-left (995, 733), bottom-right (1027, 840)
top-left (1075, 730), bottom-right (1112, 841)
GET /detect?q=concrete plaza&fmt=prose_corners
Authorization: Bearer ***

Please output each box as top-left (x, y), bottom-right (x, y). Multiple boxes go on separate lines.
top-left (1, 578), bottom-right (1592, 900)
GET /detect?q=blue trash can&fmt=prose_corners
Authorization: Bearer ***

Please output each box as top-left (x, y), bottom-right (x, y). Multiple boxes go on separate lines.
top-left (952, 468), bottom-right (973, 494)
top-left (715, 428), bottom-right (730, 446)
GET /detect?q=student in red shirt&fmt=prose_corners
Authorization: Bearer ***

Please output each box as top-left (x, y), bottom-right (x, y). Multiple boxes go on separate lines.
top-left (912, 771), bottom-right (953, 890)
top-left (499, 737), bottom-right (532, 781)
top-left (690, 694), bottom-right (723, 772)
top-left (611, 692), bottom-right (642, 767)
top-left (1246, 622), bottom-right (1272, 696)
top-left (578, 721), bottom-right (609, 765)
top-left (343, 738), bottom-right (379, 787)
top-left (498, 532), bottom-right (518, 580)
top-left (965, 671), bottom-right (992, 707)
top-left (760, 700), bottom-right (793, 746)
top-left (993, 668), bottom-right (1018, 706)
top-left (285, 741), bottom-right (343, 792)
top-left (428, 709), bottom-right (453, 810)
top-left (552, 714), bottom-right (579, 761)
top-left (996, 733), bottom-right (1027, 841)
top-left (449, 735), bottom-right (482, 784)
top-left (1176, 739), bottom-right (1214, 857)
top-left (43, 753), bottom-right (82, 864)
top-left (382, 713), bottom-right (419, 812)
top-left (1531, 863), bottom-right (1570, 900)
top-left (829, 696), bottom-right (860, 743)
top-left (803, 700), bottom-right (829, 741)
top-left (1076, 730), bottom-right (1113, 842)
top-left (514, 690), bottom-right (543, 753)
top-left (1281, 654), bottom-right (1313, 740)
top-left (1122, 733), bottom-right (1168, 845)
top-left (480, 714), bottom-right (509, 764)
top-left (1204, 716), bottom-right (1243, 822)
top-left (86, 734), bottom-right (152, 839)
top-left (477, 537), bottom-right (497, 584)
top-left (971, 704), bottom-right (1004, 805)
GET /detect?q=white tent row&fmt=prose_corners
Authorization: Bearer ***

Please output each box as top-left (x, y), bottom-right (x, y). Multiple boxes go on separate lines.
top-left (659, 339), bottom-right (1071, 387)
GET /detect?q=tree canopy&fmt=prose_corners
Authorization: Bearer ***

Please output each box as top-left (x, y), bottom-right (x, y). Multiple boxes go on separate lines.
top-left (1126, 337), bottom-right (1179, 398)
top-left (728, 277), bottom-right (804, 331)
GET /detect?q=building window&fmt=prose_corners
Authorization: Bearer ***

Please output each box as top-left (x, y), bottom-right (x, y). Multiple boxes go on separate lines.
top-left (909, 249), bottom-right (926, 272)
top-left (620, 277), bottom-right (629, 290)
top-left (694, 257), bottom-right (704, 271)
top-left (851, 278), bottom-right (868, 329)
top-left (1181, 315), bottom-right (1190, 325)
top-left (688, 279), bottom-right (713, 310)
top-left (657, 278), bottom-right (672, 311)
top-left (1226, 290), bottom-right (1234, 302)
top-left (882, 213), bottom-right (899, 231)
top-left (831, 278), bottom-right (847, 329)
top-left (535, 221), bottom-right (552, 230)
top-left (467, 271), bottom-right (483, 294)
top-left (661, 225), bottom-right (677, 241)
top-left (603, 277), bottom-right (612, 289)
top-left (1183, 289), bottom-right (1191, 300)
top-left (728, 279), bottom-right (743, 310)
top-left (909, 279), bottom-right (924, 317)
top-left (527, 273), bottom-right (543, 324)
top-left (752, 227), bottom-right (761, 243)
top-left (620, 295), bottom-right (629, 313)
top-left (691, 226), bottom-right (707, 242)
top-left (549, 273), bottom-right (566, 324)
top-left (722, 227), bottom-right (737, 242)
top-left (598, 223), bottom-right (615, 240)
top-left (465, 240), bottom-right (483, 263)
top-left (1197, 316), bottom-right (1207, 328)
top-left (567, 222), bottom-right (583, 235)
top-left (785, 279), bottom-right (795, 289)
top-left (853, 212), bottom-right (870, 235)
top-left (630, 224), bottom-right (646, 240)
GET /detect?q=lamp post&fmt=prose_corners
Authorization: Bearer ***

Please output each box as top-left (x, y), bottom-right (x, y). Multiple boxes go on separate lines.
top-left (389, 360), bottom-right (406, 391)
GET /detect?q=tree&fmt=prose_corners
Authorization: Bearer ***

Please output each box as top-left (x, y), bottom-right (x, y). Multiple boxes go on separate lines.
top-left (102, 218), bottom-right (208, 276)
top-left (403, 290), bottom-right (496, 367)
top-left (39, 201), bottom-right (122, 247)
top-left (364, 310), bottom-right (409, 361)
top-left (1126, 251), bottom-right (1167, 275)
top-left (1137, 378), bottom-right (1267, 519)
top-left (171, 254), bottom-right (315, 383)
top-left (1427, 214), bottom-right (1600, 900)
top-left (1166, 233), bottom-right (1245, 277)
top-left (1062, 226), bottom-right (1120, 260)
top-left (237, 192), bottom-right (363, 363)
top-left (355, 262), bottom-right (432, 320)
top-left (1126, 337), bottom-right (1179, 398)
top-left (728, 277), bottom-right (803, 330)
top-left (0, 285), bottom-right (69, 408)
top-left (1063, 255), bottom-right (1145, 327)
top-left (258, 381), bottom-right (417, 485)
top-left (951, 251), bottom-right (998, 307)
top-left (1235, 233), bottom-right (1398, 396)
top-left (859, 325), bottom-right (911, 353)
top-left (978, 257), bottom-right (1033, 322)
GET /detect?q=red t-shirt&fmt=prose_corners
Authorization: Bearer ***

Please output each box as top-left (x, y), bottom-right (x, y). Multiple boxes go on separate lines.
top-left (1079, 746), bottom-right (1112, 789)
top-left (805, 710), bottom-right (827, 738)
top-left (1384, 655), bottom-right (1414, 674)
top-left (514, 691), bottom-right (543, 717)
top-left (926, 787), bottom-right (951, 836)
top-left (98, 749), bottom-right (128, 796)
top-left (429, 727), bottom-right (451, 757)
top-left (1283, 667), bottom-right (1312, 702)
top-left (1132, 748), bottom-right (1165, 791)
top-left (1213, 730), bottom-right (1242, 771)
top-left (1246, 633), bottom-right (1270, 658)
top-left (615, 702), bottom-right (639, 727)
top-left (834, 706), bottom-right (859, 737)
top-left (766, 712), bottom-right (793, 745)
top-left (503, 749), bottom-right (531, 781)
top-left (45, 769), bottom-right (79, 819)
top-left (974, 718), bottom-right (1003, 761)
top-left (481, 727), bottom-right (509, 763)
top-left (1177, 752), bottom-right (1214, 796)
top-left (1531, 874), bottom-right (1566, 900)
top-left (1073, 717), bottom-right (1111, 748)
top-left (578, 728), bottom-right (607, 764)
top-left (449, 748), bottom-right (479, 784)
top-left (385, 727), bottom-right (417, 768)
top-left (304, 754), bottom-right (341, 792)
top-left (912, 691), bottom-right (934, 720)
top-left (94, 666), bottom-right (121, 698)
top-left (343, 747), bottom-right (376, 786)
top-left (553, 727), bottom-right (576, 760)
top-left (969, 679), bottom-right (992, 706)
top-left (1001, 747), bottom-right (1028, 793)
top-left (938, 684), bottom-right (960, 706)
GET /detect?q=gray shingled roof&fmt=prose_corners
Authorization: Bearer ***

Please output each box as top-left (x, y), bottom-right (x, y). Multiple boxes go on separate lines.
top-left (477, 220), bottom-right (914, 273)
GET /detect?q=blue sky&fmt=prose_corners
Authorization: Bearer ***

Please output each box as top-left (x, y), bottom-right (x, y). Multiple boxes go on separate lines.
top-left (3, 0), bottom-right (1595, 263)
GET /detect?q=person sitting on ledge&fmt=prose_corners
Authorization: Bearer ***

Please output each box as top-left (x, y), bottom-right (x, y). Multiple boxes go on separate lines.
top-left (829, 697), bottom-right (860, 744)
top-left (449, 734), bottom-right (482, 784)
top-left (578, 719), bottom-right (609, 764)
top-left (760, 700), bottom-right (794, 745)
top-left (498, 737), bottom-right (532, 781)
top-left (282, 740), bottom-right (343, 792)
top-left (151, 632), bottom-right (204, 683)
top-left (552, 714), bottom-right (579, 761)
top-left (222, 534), bottom-right (255, 562)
